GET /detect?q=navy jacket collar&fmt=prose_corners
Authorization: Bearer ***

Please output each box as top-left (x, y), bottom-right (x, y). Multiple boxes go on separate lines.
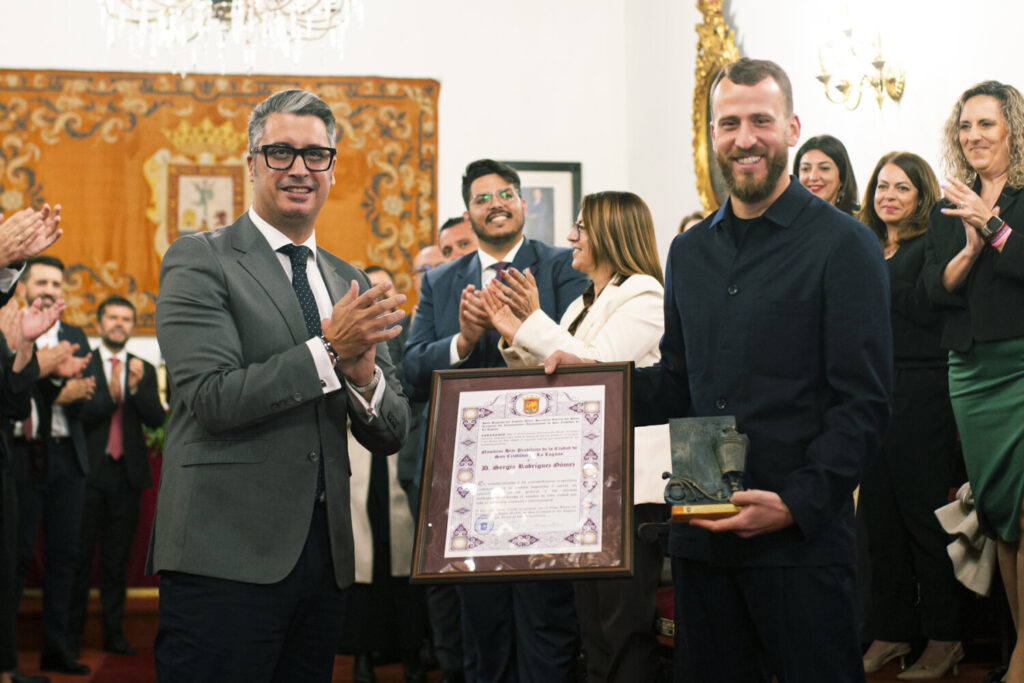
top-left (709, 175), bottom-right (815, 231)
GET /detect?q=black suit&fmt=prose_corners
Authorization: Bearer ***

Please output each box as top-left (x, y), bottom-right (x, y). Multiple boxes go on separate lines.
top-left (0, 334), bottom-right (39, 671)
top-left (14, 321), bottom-right (91, 658)
top-left (68, 350), bottom-right (165, 646)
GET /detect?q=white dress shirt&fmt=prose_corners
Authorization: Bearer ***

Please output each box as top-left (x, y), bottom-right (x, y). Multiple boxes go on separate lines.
top-left (449, 237), bottom-right (525, 366)
top-left (249, 207), bottom-right (385, 414)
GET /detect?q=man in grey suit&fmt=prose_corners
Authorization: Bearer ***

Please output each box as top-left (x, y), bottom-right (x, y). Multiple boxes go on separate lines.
top-left (151, 89), bottom-right (410, 683)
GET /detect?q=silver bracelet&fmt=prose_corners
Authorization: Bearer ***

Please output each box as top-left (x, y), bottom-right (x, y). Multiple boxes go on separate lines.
top-left (349, 366), bottom-right (381, 393)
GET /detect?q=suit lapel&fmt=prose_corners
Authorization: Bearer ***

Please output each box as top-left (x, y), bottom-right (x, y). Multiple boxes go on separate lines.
top-left (510, 239), bottom-right (538, 274)
top-left (232, 217), bottom-right (310, 344)
top-left (317, 249), bottom-right (352, 305)
top-left (91, 352), bottom-right (109, 397)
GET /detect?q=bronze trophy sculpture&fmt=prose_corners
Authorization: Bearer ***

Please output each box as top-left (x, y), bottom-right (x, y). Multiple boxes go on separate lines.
top-left (662, 417), bottom-right (750, 521)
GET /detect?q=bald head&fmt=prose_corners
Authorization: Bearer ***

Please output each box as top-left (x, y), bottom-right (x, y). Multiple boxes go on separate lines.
top-left (412, 245), bottom-right (444, 294)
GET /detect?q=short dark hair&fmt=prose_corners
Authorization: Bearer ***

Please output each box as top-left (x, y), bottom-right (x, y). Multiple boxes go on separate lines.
top-left (439, 216), bottom-right (466, 234)
top-left (248, 89), bottom-right (337, 152)
top-left (461, 159), bottom-right (521, 208)
top-left (793, 135), bottom-right (859, 214)
top-left (711, 58), bottom-right (793, 115)
top-left (97, 294), bottom-right (137, 322)
top-left (21, 255), bottom-right (65, 282)
top-left (364, 265), bottom-right (395, 281)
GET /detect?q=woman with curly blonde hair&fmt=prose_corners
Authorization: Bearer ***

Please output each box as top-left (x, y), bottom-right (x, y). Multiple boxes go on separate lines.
top-left (924, 80), bottom-right (1024, 683)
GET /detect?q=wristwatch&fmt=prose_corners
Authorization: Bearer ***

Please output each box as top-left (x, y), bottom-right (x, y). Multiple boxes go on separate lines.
top-left (981, 215), bottom-right (1005, 239)
top-left (349, 366), bottom-right (381, 394)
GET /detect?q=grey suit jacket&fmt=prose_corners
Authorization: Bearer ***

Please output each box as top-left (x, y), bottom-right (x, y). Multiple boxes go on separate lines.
top-left (149, 213), bottom-right (410, 588)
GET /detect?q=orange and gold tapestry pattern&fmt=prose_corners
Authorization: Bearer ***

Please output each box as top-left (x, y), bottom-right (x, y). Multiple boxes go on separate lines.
top-left (0, 70), bottom-right (438, 333)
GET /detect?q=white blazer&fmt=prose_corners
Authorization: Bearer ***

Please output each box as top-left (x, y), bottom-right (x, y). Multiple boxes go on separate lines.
top-left (501, 273), bottom-right (671, 504)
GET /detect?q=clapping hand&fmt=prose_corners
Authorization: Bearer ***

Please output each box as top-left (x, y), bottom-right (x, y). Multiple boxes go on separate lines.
top-left (0, 204), bottom-right (63, 267)
top-left (0, 299), bottom-right (20, 347)
top-left (21, 297), bottom-right (66, 344)
top-left (479, 287), bottom-right (522, 343)
top-left (455, 284), bottom-right (490, 358)
top-left (323, 279), bottom-right (406, 387)
top-left (486, 267), bottom-right (540, 320)
top-left (940, 176), bottom-right (997, 251)
top-left (127, 357), bottom-right (145, 392)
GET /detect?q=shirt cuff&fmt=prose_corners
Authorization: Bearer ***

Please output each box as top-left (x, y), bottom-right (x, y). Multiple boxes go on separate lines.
top-left (0, 264), bottom-right (24, 294)
top-left (449, 335), bottom-right (468, 367)
top-left (345, 365), bottom-right (385, 418)
top-left (304, 337), bottom-right (342, 394)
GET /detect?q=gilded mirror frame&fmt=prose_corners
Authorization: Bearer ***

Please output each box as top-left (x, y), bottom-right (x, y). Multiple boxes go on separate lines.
top-left (692, 0), bottom-right (740, 213)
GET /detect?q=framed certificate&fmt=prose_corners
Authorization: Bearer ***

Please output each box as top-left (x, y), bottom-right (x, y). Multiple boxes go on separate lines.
top-left (410, 363), bottom-right (633, 583)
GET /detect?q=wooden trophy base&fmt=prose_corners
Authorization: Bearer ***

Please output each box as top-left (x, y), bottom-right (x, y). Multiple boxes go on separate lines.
top-left (671, 503), bottom-right (741, 521)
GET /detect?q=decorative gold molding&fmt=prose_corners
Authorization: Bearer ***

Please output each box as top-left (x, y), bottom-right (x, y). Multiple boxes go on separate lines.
top-left (692, 0), bottom-right (739, 213)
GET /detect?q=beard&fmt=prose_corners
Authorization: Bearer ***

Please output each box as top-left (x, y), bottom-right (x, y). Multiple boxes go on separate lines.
top-left (102, 331), bottom-right (128, 351)
top-left (716, 146), bottom-right (789, 204)
top-left (470, 210), bottom-right (523, 248)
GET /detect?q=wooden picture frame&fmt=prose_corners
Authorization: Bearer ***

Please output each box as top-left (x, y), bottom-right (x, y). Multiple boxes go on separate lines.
top-left (502, 161), bottom-right (582, 248)
top-left (692, 0), bottom-right (740, 213)
top-left (411, 363), bottom-right (634, 583)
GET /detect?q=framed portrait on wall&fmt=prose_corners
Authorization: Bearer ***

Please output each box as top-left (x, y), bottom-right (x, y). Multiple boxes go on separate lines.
top-left (502, 161), bottom-right (581, 247)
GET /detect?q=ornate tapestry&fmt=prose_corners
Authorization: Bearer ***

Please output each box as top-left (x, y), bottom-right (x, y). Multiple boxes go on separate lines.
top-left (0, 70), bottom-right (439, 333)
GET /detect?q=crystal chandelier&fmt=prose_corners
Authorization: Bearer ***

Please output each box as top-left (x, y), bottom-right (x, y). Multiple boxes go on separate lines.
top-left (99, 0), bottom-right (361, 75)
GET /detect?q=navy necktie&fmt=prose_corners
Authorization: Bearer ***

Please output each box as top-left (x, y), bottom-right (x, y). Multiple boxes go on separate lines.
top-left (278, 243), bottom-right (326, 501)
top-left (279, 243), bottom-right (322, 338)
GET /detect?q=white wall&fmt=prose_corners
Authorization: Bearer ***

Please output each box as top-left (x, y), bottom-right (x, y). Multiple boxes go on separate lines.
top-left (727, 0), bottom-right (1024, 206)
top-left (6, 0), bottom-right (1024, 363)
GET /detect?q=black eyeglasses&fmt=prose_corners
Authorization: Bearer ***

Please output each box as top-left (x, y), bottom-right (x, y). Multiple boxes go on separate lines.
top-left (570, 221), bottom-right (586, 239)
top-left (254, 144), bottom-right (337, 171)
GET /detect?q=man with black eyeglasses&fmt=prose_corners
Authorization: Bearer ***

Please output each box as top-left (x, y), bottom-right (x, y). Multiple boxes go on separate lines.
top-left (150, 89), bottom-right (411, 683)
top-left (405, 159), bottom-right (587, 683)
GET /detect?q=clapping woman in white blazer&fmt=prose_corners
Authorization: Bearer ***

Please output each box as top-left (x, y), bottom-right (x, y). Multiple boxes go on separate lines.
top-left (482, 191), bottom-right (668, 683)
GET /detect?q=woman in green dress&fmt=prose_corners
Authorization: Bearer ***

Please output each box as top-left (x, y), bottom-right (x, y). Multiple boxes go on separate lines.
top-left (924, 81), bottom-right (1024, 683)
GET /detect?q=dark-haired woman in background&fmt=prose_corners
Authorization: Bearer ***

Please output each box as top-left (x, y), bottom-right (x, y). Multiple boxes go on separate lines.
top-left (481, 191), bottom-right (668, 683)
top-left (858, 152), bottom-right (963, 680)
top-left (795, 134), bottom-right (859, 214)
top-left (924, 80), bottom-right (1024, 683)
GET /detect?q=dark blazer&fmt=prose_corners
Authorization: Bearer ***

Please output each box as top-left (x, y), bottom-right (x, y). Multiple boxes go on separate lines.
top-left (403, 239), bottom-right (588, 399)
top-left (635, 182), bottom-right (892, 567)
top-left (30, 322), bottom-right (90, 473)
top-left (76, 351), bottom-right (165, 490)
top-left (150, 213), bottom-right (410, 589)
top-left (0, 336), bottom-right (38, 467)
top-left (923, 184), bottom-right (1024, 351)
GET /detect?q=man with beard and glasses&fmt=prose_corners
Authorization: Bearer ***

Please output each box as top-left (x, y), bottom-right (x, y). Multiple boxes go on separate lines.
top-left (12, 255), bottom-right (94, 676)
top-left (404, 159), bottom-right (587, 682)
top-left (546, 59), bottom-right (892, 682)
top-left (67, 295), bottom-right (165, 660)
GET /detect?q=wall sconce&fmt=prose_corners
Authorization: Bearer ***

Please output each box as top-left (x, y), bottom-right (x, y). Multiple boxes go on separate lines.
top-left (817, 30), bottom-right (905, 110)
